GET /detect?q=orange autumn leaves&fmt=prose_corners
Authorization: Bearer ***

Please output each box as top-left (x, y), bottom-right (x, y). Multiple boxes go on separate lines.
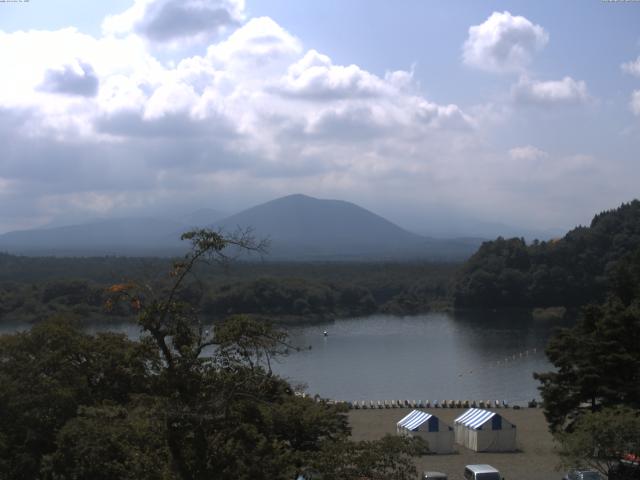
top-left (105, 282), bottom-right (142, 313)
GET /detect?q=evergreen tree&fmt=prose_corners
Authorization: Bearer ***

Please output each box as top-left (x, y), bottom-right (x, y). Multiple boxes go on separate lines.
top-left (535, 249), bottom-right (640, 432)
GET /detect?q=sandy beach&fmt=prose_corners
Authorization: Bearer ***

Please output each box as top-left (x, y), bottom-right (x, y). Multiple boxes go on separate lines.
top-left (349, 407), bottom-right (561, 480)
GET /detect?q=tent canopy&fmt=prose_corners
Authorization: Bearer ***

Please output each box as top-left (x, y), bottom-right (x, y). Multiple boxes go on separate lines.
top-left (397, 409), bottom-right (454, 454)
top-left (454, 408), bottom-right (500, 430)
top-left (454, 408), bottom-right (516, 452)
top-left (397, 410), bottom-right (433, 431)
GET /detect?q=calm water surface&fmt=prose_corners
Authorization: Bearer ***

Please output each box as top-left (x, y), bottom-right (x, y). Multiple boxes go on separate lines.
top-left (272, 311), bottom-right (562, 404)
top-left (0, 311), bottom-right (564, 404)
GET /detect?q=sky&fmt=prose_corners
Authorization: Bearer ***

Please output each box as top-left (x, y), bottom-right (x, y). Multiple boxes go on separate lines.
top-left (1, 0), bottom-right (640, 236)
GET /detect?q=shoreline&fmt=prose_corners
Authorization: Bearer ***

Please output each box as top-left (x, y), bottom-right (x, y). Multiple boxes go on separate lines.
top-left (348, 407), bottom-right (560, 480)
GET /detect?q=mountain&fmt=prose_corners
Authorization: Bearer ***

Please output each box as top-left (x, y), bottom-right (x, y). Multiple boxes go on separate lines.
top-left (415, 218), bottom-right (563, 242)
top-left (0, 195), bottom-right (482, 259)
top-left (214, 194), bottom-right (481, 260)
top-left (178, 208), bottom-right (226, 229)
top-left (0, 217), bottom-right (186, 256)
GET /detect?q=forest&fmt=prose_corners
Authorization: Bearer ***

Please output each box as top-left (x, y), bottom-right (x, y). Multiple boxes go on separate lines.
top-left (453, 200), bottom-right (640, 309)
top-left (0, 254), bottom-right (456, 325)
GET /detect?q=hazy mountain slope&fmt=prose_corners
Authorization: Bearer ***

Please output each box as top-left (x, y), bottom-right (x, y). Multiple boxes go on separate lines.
top-left (0, 217), bottom-right (186, 256)
top-left (216, 194), bottom-right (421, 245)
top-left (415, 217), bottom-right (563, 242)
top-left (179, 208), bottom-right (226, 228)
top-left (215, 194), bottom-right (480, 260)
top-left (0, 195), bottom-right (482, 259)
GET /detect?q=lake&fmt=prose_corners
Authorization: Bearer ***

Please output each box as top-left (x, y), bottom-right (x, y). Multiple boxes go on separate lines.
top-left (272, 311), bottom-right (561, 404)
top-left (0, 311), bottom-right (565, 404)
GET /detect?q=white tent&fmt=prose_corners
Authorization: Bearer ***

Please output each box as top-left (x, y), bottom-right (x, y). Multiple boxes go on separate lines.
top-left (396, 410), bottom-right (454, 454)
top-left (453, 408), bottom-right (516, 452)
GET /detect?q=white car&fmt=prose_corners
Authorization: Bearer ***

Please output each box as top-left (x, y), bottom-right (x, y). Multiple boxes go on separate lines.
top-left (464, 464), bottom-right (502, 480)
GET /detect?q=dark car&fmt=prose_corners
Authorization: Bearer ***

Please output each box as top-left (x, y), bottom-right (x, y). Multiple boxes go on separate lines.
top-left (610, 459), bottom-right (640, 480)
top-left (563, 469), bottom-right (602, 480)
top-left (422, 472), bottom-right (448, 480)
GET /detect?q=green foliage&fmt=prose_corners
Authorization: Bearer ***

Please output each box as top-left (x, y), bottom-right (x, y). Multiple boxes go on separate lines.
top-left (309, 435), bottom-right (429, 480)
top-left (0, 259), bottom-right (457, 325)
top-left (555, 406), bottom-right (640, 479)
top-left (455, 200), bottom-right (640, 308)
top-left (202, 277), bottom-right (378, 320)
top-left (41, 402), bottom-right (172, 480)
top-left (214, 314), bottom-right (290, 371)
top-left (535, 247), bottom-right (640, 433)
top-left (0, 318), bottom-right (156, 479)
top-left (41, 280), bottom-right (93, 305)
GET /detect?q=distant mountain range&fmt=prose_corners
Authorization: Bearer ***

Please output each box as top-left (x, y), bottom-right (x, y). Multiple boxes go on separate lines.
top-left (0, 194), bottom-right (483, 260)
top-left (0, 217), bottom-right (186, 256)
top-left (214, 194), bottom-right (481, 260)
top-left (414, 218), bottom-right (563, 242)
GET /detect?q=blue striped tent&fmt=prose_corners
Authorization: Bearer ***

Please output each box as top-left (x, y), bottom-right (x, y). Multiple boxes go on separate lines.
top-left (453, 408), bottom-right (516, 452)
top-left (396, 410), bottom-right (454, 453)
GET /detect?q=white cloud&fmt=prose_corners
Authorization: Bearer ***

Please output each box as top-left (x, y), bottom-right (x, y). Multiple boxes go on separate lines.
top-left (144, 82), bottom-right (199, 119)
top-left (275, 49), bottom-right (394, 100)
top-left (206, 16), bottom-right (302, 72)
top-left (509, 145), bottom-right (548, 161)
top-left (463, 11), bottom-right (548, 73)
top-left (0, 28), bottom-right (161, 107)
top-left (512, 76), bottom-right (589, 105)
top-left (0, 10), bottom-right (623, 236)
top-left (631, 90), bottom-right (640, 115)
top-left (96, 75), bottom-right (148, 115)
top-left (0, 14), bottom-right (479, 230)
top-left (103, 0), bottom-right (244, 47)
top-left (622, 56), bottom-right (640, 77)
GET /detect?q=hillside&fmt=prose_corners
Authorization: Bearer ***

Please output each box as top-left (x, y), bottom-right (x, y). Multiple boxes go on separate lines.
top-left (453, 200), bottom-right (640, 309)
top-left (214, 194), bottom-right (480, 260)
top-left (0, 194), bottom-right (482, 260)
top-left (0, 217), bottom-right (188, 256)
top-left (0, 208), bottom-right (227, 256)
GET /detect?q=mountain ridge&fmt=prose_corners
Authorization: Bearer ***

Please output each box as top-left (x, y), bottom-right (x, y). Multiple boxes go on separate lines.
top-left (0, 194), bottom-right (482, 259)
top-left (212, 194), bottom-right (480, 260)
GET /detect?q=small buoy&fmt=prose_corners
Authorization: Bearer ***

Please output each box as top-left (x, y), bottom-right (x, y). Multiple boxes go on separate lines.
top-left (323, 330), bottom-right (328, 337)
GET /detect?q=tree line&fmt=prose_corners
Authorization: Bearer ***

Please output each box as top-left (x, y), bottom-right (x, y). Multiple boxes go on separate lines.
top-left (454, 200), bottom-right (640, 309)
top-left (0, 259), bottom-right (455, 325)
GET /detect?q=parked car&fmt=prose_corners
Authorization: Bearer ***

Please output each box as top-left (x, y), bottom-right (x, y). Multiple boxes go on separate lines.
top-left (562, 469), bottom-right (602, 480)
top-left (610, 458), bottom-right (640, 480)
top-left (463, 464), bottom-right (502, 480)
top-left (422, 472), bottom-right (448, 480)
